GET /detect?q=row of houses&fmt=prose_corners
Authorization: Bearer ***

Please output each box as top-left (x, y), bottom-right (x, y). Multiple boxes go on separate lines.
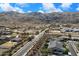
top-left (0, 26), bottom-right (22, 49)
top-left (0, 31), bottom-right (12, 35)
top-left (0, 37), bottom-right (21, 49)
top-left (61, 28), bottom-right (79, 32)
top-left (0, 37), bottom-right (21, 42)
top-left (48, 40), bottom-right (65, 56)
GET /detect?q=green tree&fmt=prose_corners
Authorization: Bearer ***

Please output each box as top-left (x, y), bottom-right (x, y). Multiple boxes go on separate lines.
top-left (35, 31), bottom-right (39, 35)
top-left (27, 36), bottom-right (34, 41)
top-left (68, 34), bottom-right (71, 39)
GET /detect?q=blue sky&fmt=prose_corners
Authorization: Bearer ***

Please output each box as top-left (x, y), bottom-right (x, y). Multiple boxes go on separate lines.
top-left (0, 3), bottom-right (79, 13)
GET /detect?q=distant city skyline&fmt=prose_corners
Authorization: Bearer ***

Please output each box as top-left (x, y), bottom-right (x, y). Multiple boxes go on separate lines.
top-left (0, 3), bottom-right (79, 13)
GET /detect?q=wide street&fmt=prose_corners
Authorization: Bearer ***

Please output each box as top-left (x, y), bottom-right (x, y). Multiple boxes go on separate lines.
top-left (67, 41), bottom-right (78, 56)
top-left (12, 28), bottom-right (49, 56)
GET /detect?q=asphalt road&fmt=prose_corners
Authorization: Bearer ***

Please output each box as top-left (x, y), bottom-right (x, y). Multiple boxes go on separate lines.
top-left (12, 28), bottom-right (48, 56)
top-left (67, 41), bottom-right (77, 56)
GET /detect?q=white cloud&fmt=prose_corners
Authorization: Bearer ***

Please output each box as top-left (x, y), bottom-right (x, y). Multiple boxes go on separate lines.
top-left (18, 3), bottom-right (26, 5)
top-left (27, 10), bottom-right (32, 13)
top-left (16, 3), bottom-right (29, 7)
top-left (42, 3), bottom-right (63, 13)
top-left (61, 3), bottom-right (72, 8)
top-left (56, 8), bottom-right (63, 12)
top-left (76, 6), bottom-right (79, 12)
top-left (76, 6), bottom-right (79, 11)
top-left (14, 7), bottom-right (25, 13)
top-left (42, 3), bottom-right (54, 10)
top-left (38, 10), bottom-right (44, 13)
top-left (76, 8), bottom-right (79, 11)
top-left (0, 3), bottom-right (16, 11)
top-left (0, 3), bottom-right (25, 13)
